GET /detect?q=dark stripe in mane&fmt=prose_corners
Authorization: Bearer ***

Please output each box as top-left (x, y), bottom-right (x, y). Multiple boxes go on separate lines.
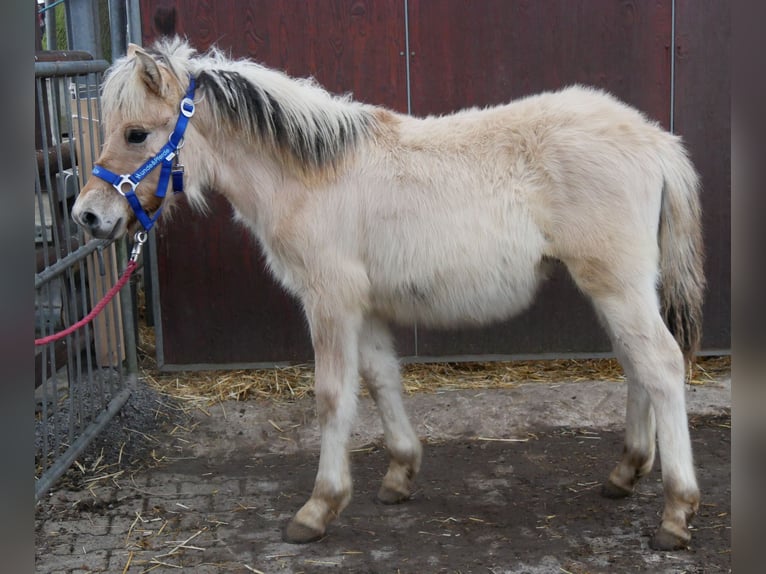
top-left (196, 69), bottom-right (373, 169)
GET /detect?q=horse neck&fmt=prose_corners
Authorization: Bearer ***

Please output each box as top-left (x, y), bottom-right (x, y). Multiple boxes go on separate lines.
top-left (183, 63), bottom-right (375, 239)
top-left (183, 112), bottom-right (308, 246)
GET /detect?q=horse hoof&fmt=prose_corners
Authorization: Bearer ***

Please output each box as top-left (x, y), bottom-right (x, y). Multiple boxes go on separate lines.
top-left (282, 520), bottom-right (324, 544)
top-left (600, 479), bottom-right (632, 499)
top-left (376, 485), bottom-right (410, 505)
top-left (649, 526), bottom-right (691, 551)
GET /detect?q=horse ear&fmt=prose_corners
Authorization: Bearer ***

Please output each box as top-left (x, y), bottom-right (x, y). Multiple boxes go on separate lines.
top-left (132, 47), bottom-right (164, 96)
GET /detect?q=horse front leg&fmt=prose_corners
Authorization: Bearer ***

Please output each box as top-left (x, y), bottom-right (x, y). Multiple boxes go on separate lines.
top-left (283, 304), bottom-right (362, 544)
top-left (359, 316), bottom-right (422, 504)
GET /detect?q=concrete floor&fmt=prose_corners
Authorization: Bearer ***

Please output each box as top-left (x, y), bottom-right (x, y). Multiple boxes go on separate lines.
top-left (35, 375), bottom-right (731, 573)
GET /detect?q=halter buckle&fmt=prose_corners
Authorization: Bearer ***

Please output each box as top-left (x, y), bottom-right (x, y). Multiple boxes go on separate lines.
top-left (113, 174), bottom-right (138, 197)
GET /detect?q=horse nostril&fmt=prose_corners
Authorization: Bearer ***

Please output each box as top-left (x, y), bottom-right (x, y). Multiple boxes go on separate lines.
top-left (81, 210), bottom-right (100, 229)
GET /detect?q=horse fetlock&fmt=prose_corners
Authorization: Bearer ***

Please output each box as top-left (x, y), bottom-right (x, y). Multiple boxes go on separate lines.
top-left (283, 517), bottom-right (325, 544)
top-left (649, 525), bottom-right (692, 551)
top-left (378, 471), bottom-right (413, 504)
top-left (650, 489), bottom-right (699, 551)
top-left (666, 489), bottom-right (700, 525)
top-left (602, 465), bottom-right (637, 498)
top-left (378, 457), bottom-right (419, 504)
top-left (650, 522), bottom-right (692, 551)
top-left (284, 500), bottom-right (328, 544)
top-left (284, 487), bottom-right (349, 544)
top-left (601, 478), bottom-right (633, 499)
top-left (602, 449), bottom-right (654, 498)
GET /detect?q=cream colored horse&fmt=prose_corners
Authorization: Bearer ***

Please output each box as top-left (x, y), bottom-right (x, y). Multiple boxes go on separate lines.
top-left (72, 38), bottom-right (705, 550)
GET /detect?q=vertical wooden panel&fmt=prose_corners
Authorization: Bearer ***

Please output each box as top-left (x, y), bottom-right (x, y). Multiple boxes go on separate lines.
top-left (674, 0), bottom-right (731, 350)
top-left (135, 0), bottom-right (728, 366)
top-left (140, 1), bottom-right (410, 366)
top-left (142, 0), bottom-right (408, 109)
top-left (408, 0), bottom-right (674, 357)
top-left (408, 0), bottom-right (672, 126)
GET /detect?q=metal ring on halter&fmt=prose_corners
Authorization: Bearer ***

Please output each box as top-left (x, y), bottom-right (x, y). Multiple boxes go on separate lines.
top-left (114, 175), bottom-right (139, 197)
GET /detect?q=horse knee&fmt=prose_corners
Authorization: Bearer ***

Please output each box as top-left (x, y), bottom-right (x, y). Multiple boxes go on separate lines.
top-left (314, 383), bottom-right (342, 423)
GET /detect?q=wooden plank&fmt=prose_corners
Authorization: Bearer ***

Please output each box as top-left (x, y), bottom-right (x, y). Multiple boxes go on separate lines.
top-left (408, 0), bottom-right (672, 126)
top-left (138, 1), bottom-right (728, 364)
top-left (154, 195), bottom-right (314, 365)
top-left (142, 0), bottom-right (408, 110)
top-left (674, 0), bottom-right (731, 350)
top-left (141, 0), bottom-right (410, 366)
top-left (407, 0), bottom-right (673, 357)
top-left (74, 96), bottom-right (125, 367)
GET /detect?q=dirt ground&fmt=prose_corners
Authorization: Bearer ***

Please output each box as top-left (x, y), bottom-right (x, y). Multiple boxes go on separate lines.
top-left (35, 380), bottom-right (730, 573)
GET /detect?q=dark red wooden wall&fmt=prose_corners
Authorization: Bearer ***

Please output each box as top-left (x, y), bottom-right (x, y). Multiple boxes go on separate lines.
top-left (139, 0), bottom-right (730, 368)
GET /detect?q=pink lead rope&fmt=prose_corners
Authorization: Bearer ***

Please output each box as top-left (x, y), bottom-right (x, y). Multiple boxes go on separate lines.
top-left (34, 232), bottom-right (147, 346)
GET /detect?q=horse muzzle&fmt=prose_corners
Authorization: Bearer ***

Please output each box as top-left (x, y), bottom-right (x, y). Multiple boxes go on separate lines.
top-left (71, 186), bottom-right (129, 239)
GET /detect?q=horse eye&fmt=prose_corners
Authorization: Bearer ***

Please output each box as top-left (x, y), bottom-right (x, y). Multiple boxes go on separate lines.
top-left (126, 129), bottom-right (149, 144)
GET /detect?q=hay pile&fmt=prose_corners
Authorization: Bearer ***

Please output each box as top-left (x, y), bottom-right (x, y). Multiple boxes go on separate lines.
top-left (139, 323), bottom-right (729, 407)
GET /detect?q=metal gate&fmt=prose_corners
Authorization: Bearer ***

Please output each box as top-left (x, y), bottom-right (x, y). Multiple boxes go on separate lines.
top-left (35, 56), bottom-right (138, 500)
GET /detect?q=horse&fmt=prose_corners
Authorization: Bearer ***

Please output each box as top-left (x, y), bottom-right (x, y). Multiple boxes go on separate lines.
top-left (72, 37), bottom-right (705, 550)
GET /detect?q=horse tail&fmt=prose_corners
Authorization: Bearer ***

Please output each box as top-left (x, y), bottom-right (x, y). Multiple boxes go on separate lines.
top-left (656, 137), bottom-right (706, 362)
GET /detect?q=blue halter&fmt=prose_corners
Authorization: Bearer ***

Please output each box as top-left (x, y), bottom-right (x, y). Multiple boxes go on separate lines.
top-left (91, 77), bottom-right (196, 232)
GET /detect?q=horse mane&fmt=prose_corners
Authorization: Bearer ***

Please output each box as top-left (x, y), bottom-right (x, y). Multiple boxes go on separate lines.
top-left (102, 37), bottom-right (376, 176)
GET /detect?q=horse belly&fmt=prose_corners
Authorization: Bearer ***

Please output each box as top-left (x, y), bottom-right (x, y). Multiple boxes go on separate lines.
top-left (367, 210), bottom-right (547, 328)
top-left (379, 277), bottom-right (542, 328)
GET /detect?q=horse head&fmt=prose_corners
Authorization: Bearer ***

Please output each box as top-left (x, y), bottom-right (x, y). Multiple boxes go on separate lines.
top-left (72, 43), bottom-right (193, 239)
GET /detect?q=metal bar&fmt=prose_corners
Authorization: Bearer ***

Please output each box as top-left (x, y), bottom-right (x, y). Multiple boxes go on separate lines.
top-left (118, 240), bottom-right (139, 374)
top-left (126, 0), bottom-right (142, 45)
top-left (43, 1), bottom-right (59, 50)
top-left (66, 0), bottom-right (102, 58)
top-left (35, 79), bottom-right (53, 270)
top-left (104, 247), bottom-right (121, 395)
top-left (108, 0), bottom-right (128, 60)
top-left (47, 281), bottom-right (62, 459)
top-left (149, 228), bottom-right (165, 368)
top-left (36, 60), bottom-right (109, 78)
top-left (35, 238), bottom-right (110, 289)
top-left (57, 81), bottom-right (78, 253)
top-left (93, 252), bottom-right (108, 410)
top-left (71, 302), bottom-right (86, 435)
top-left (46, 77), bottom-right (63, 255)
top-left (39, 338), bottom-right (50, 471)
top-left (35, 377), bottom-right (135, 501)
top-left (78, 256), bottom-right (97, 425)
top-left (66, 332), bottom-right (82, 444)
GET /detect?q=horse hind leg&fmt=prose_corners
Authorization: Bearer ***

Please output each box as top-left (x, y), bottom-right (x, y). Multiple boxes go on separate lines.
top-left (567, 259), bottom-right (699, 550)
top-left (359, 316), bottom-right (422, 504)
top-left (601, 349), bottom-right (657, 499)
